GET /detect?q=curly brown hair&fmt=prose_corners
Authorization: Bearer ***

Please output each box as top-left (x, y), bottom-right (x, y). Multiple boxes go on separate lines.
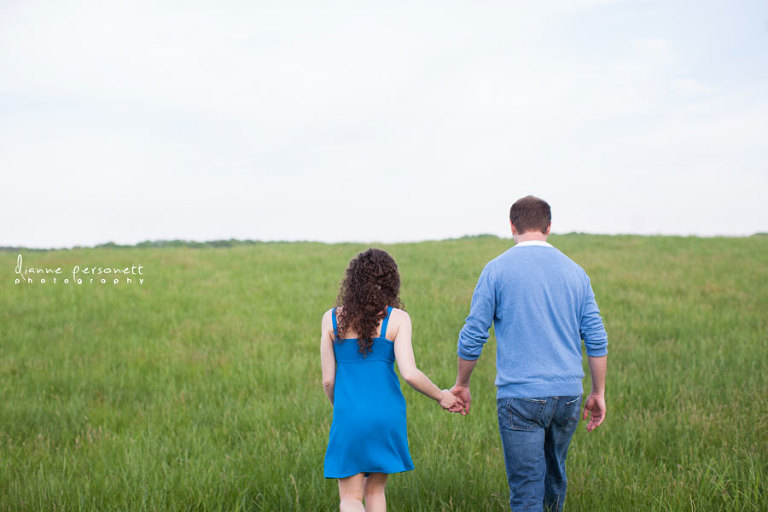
top-left (335, 248), bottom-right (404, 355)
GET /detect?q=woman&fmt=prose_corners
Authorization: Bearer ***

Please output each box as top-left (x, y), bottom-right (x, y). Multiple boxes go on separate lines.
top-left (321, 248), bottom-right (463, 512)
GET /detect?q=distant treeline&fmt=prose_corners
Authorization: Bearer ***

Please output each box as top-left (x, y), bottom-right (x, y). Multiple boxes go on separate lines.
top-left (0, 234), bottom-right (506, 252)
top-left (3, 232), bottom-right (765, 252)
top-left (0, 238), bottom-right (286, 252)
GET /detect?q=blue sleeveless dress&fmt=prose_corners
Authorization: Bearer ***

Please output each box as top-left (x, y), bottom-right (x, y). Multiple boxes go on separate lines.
top-left (323, 306), bottom-right (415, 479)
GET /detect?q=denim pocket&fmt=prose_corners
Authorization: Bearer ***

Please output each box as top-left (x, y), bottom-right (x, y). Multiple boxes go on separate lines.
top-left (563, 395), bottom-right (583, 426)
top-left (500, 397), bottom-right (546, 431)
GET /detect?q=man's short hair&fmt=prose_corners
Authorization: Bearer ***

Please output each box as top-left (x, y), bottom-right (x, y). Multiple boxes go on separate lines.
top-left (509, 195), bottom-right (552, 234)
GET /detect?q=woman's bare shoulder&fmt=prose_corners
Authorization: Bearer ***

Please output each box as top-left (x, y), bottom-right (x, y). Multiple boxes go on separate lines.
top-left (389, 307), bottom-right (410, 320)
top-left (321, 308), bottom-right (336, 330)
top-left (387, 308), bottom-right (410, 338)
top-left (321, 308), bottom-right (337, 340)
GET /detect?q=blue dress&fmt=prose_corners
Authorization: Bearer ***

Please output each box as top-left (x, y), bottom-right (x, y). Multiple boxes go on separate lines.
top-left (324, 306), bottom-right (415, 479)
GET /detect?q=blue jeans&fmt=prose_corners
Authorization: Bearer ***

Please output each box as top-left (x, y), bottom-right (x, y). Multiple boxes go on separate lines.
top-left (496, 395), bottom-right (582, 512)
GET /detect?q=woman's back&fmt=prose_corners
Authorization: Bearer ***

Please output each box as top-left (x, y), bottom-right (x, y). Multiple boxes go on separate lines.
top-left (331, 305), bottom-right (398, 363)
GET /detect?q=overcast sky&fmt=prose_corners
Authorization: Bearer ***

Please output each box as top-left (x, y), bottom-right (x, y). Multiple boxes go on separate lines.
top-left (2, 0), bottom-right (767, 249)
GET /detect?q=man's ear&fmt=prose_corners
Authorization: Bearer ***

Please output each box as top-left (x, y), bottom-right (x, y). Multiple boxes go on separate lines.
top-left (544, 223), bottom-right (552, 235)
top-left (510, 221), bottom-right (518, 235)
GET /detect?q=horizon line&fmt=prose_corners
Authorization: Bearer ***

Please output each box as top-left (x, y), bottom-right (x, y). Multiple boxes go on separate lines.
top-left (3, 231), bottom-right (767, 252)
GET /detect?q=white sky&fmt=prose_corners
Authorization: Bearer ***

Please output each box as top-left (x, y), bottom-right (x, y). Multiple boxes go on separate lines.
top-left (2, 0), bottom-right (767, 248)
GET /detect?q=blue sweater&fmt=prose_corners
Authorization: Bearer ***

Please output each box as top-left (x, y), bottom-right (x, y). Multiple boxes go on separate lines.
top-left (457, 242), bottom-right (608, 398)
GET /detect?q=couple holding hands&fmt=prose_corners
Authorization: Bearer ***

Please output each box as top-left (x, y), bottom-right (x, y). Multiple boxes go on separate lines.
top-left (320, 196), bottom-right (608, 512)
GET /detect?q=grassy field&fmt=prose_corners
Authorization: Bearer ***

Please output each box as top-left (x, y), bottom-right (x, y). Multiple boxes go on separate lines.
top-left (1, 234), bottom-right (766, 511)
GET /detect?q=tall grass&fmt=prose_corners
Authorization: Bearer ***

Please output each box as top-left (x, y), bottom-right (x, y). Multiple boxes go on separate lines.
top-left (0, 235), bottom-right (766, 510)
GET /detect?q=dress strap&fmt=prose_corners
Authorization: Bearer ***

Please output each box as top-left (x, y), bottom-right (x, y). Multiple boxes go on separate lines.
top-left (380, 306), bottom-right (393, 339)
top-left (331, 308), bottom-right (339, 339)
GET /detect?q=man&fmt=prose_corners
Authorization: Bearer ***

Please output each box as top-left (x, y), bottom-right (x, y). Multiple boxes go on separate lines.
top-left (451, 195), bottom-right (608, 512)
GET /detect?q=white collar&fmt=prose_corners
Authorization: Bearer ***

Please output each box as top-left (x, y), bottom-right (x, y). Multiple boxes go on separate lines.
top-left (514, 240), bottom-right (553, 248)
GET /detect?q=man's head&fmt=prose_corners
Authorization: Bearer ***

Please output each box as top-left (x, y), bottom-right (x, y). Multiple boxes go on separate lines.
top-left (509, 195), bottom-right (552, 235)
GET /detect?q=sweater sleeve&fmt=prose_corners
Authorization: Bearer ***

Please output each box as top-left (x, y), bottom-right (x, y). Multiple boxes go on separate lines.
top-left (457, 265), bottom-right (496, 360)
top-left (580, 277), bottom-right (608, 357)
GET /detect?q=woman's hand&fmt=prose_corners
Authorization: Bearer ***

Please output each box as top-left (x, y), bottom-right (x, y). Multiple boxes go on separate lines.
top-left (438, 389), bottom-right (465, 413)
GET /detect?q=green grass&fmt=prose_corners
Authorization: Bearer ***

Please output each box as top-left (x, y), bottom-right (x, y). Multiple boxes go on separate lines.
top-left (1, 234), bottom-right (766, 511)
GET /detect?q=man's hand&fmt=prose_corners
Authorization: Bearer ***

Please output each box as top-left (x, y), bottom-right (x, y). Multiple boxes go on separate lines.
top-left (582, 393), bottom-right (606, 432)
top-left (452, 357), bottom-right (477, 416)
top-left (450, 384), bottom-right (471, 416)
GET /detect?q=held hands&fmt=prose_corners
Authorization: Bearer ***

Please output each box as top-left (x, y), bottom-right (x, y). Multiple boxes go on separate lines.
top-left (438, 389), bottom-right (465, 413)
top-left (582, 392), bottom-right (606, 432)
top-left (439, 384), bottom-right (471, 416)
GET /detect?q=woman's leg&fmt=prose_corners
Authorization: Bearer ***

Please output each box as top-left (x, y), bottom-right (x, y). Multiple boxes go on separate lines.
top-left (363, 473), bottom-right (388, 512)
top-left (338, 474), bottom-right (365, 512)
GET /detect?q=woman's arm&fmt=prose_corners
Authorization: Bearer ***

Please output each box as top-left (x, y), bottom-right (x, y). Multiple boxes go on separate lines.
top-left (320, 310), bottom-right (336, 406)
top-left (392, 310), bottom-right (463, 411)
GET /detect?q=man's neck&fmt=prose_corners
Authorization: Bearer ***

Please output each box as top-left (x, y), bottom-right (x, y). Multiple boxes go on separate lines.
top-left (513, 231), bottom-right (549, 245)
